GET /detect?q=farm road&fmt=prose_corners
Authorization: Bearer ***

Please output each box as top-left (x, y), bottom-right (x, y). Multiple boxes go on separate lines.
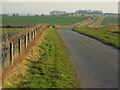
top-left (57, 27), bottom-right (118, 88)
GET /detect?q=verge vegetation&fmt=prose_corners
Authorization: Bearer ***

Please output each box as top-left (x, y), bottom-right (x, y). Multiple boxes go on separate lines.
top-left (73, 26), bottom-right (119, 48)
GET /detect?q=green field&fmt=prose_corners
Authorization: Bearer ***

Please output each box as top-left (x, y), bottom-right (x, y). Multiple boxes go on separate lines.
top-left (102, 16), bottom-right (118, 25)
top-left (1, 28), bottom-right (28, 37)
top-left (3, 28), bottom-right (79, 88)
top-left (73, 26), bottom-right (119, 48)
top-left (2, 16), bottom-right (89, 25)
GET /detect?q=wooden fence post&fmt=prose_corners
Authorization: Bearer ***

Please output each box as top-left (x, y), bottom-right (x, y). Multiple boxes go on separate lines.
top-left (32, 31), bottom-right (34, 38)
top-left (34, 29), bottom-right (35, 36)
top-left (31, 31), bottom-right (33, 39)
top-left (27, 33), bottom-right (30, 42)
top-left (10, 43), bottom-right (13, 66)
top-left (36, 27), bottom-right (38, 33)
top-left (34, 29), bottom-right (36, 36)
top-left (35, 29), bottom-right (37, 35)
top-left (18, 38), bottom-right (21, 54)
top-left (24, 35), bottom-right (27, 49)
top-left (29, 32), bottom-right (31, 41)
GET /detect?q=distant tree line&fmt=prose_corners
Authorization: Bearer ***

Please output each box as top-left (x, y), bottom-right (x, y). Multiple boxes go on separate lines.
top-left (13, 13), bottom-right (19, 16)
top-left (49, 10), bottom-right (104, 16)
top-left (1, 13), bottom-right (45, 16)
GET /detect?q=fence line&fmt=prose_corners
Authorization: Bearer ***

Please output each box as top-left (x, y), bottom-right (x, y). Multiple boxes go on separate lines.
top-left (2, 24), bottom-right (50, 70)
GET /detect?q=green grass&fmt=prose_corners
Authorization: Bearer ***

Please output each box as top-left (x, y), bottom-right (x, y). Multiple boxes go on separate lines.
top-left (4, 28), bottom-right (79, 88)
top-left (102, 16), bottom-right (118, 25)
top-left (73, 26), bottom-right (119, 48)
top-left (2, 16), bottom-right (89, 25)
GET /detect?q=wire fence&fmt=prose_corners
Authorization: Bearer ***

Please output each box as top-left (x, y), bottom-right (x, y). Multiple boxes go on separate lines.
top-left (2, 24), bottom-right (50, 70)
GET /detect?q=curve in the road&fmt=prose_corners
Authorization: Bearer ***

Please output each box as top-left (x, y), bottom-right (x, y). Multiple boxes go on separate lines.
top-left (57, 27), bottom-right (118, 88)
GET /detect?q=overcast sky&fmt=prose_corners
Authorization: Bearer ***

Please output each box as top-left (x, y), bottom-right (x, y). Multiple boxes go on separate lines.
top-left (2, 2), bottom-right (118, 14)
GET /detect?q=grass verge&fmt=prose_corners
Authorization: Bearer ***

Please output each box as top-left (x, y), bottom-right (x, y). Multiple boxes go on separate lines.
top-left (73, 26), bottom-right (119, 49)
top-left (3, 28), bottom-right (79, 88)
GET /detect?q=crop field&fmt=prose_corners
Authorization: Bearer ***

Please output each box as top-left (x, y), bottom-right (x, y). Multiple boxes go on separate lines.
top-left (102, 16), bottom-right (118, 25)
top-left (1, 27), bottom-right (32, 45)
top-left (1, 28), bottom-right (28, 38)
top-left (2, 16), bottom-right (89, 25)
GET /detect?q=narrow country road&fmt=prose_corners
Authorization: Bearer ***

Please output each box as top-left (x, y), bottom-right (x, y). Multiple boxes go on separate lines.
top-left (57, 27), bottom-right (118, 88)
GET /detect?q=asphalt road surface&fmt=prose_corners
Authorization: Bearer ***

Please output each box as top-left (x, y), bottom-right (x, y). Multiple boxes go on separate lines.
top-left (57, 27), bottom-right (118, 88)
